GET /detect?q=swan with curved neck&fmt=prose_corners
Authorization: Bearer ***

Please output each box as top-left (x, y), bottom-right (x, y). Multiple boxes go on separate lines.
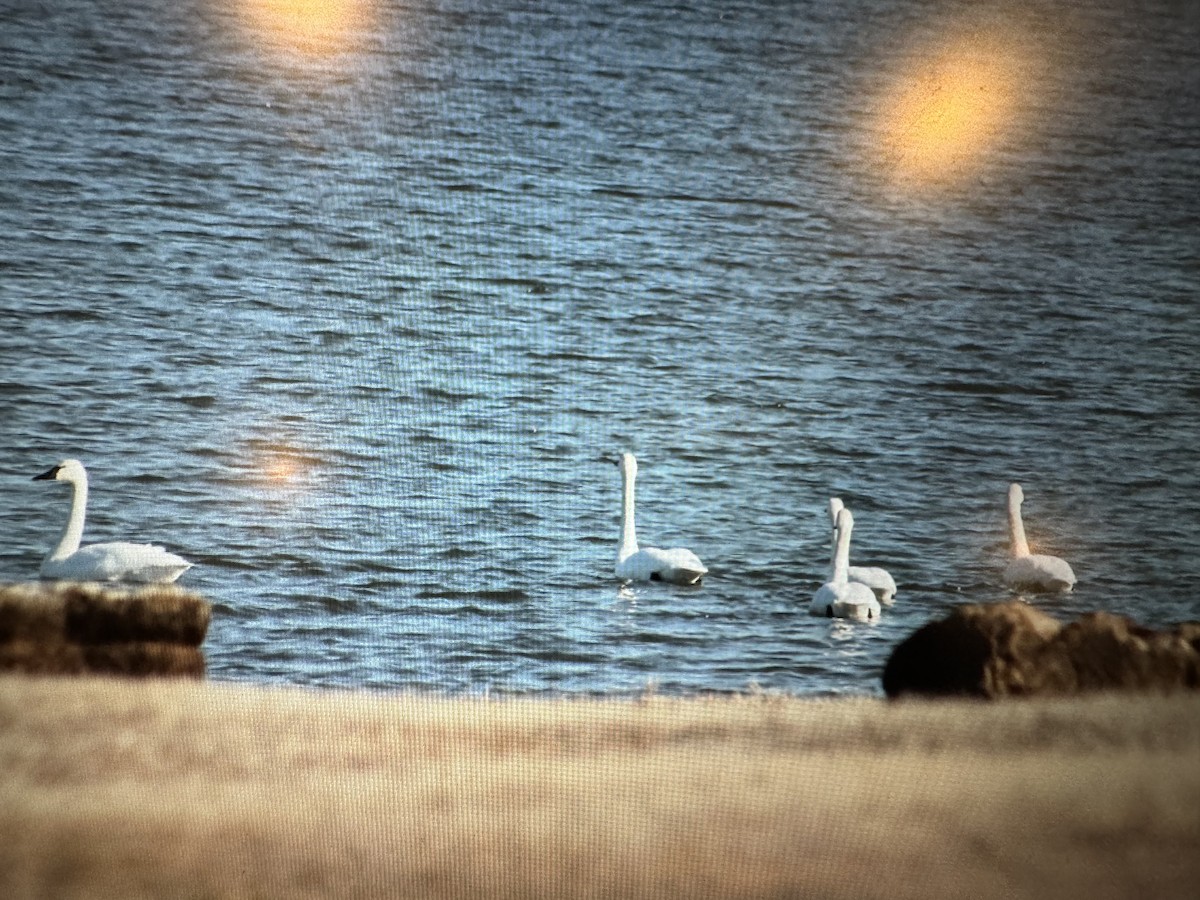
top-left (828, 497), bottom-right (897, 604)
top-left (1002, 482), bottom-right (1075, 593)
top-left (810, 507), bottom-right (880, 621)
top-left (609, 452), bottom-right (707, 585)
top-left (32, 459), bottom-right (193, 584)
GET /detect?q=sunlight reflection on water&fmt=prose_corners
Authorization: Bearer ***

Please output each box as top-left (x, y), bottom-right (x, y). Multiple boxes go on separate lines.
top-left (235, 0), bottom-right (376, 58)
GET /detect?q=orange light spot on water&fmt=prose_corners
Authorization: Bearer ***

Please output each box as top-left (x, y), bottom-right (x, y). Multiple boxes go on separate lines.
top-left (241, 437), bottom-right (315, 490)
top-left (264, 456), bottom-right (300, 482)
top-left (875, 31), bottom-right (1030, 186)
top-left (240, 0), bottom-right (370, 58)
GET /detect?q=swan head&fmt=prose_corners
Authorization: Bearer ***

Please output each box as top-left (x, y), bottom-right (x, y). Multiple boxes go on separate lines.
top-left (33, 459), bottom-right (86, 484)
top-left (828, 497), bottom-right (845, 527)
top-left (1008, 482), bottom-right (1024, 506)
top-left (619, 452), bottom-right (637, 479)
top-left (836, 506), bottom-right (853, 532)
top-left (600, 452), bottom-right (637, 478)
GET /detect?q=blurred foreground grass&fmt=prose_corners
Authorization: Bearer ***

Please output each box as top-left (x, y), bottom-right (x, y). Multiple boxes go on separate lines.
top-left (2, 677), bottom-right (1198, 899)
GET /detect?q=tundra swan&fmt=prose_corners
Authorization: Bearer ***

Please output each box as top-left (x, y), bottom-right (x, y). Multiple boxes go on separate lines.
top-left (1002, 482), bottom-right (1075, 593)
top-left (810, 507), bottom-right (881, 621)
top-left (608, 452), bottom-right (707, 585)
top-left (32, 459), bottom-right (193, 584)
top-left (828, 497), bottom-right (897, 604)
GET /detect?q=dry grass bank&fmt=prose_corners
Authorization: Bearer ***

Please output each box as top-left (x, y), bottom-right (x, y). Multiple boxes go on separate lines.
top-left (2, 677), bottom-right (1198, 900)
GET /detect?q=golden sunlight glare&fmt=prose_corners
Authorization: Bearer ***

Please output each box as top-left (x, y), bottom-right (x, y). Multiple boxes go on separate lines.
top-left (264, 456), bottom-right (300, 482)
top-left (876, 31), bottom-right (1030, 186)
top-left (240, 435), bottom-right (316, 491)
top-left (240, 0), bottom-right (370, 58)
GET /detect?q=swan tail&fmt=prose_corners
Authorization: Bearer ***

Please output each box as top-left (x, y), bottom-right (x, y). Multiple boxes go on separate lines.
top-left (664, 567), bottom-right (705, 586)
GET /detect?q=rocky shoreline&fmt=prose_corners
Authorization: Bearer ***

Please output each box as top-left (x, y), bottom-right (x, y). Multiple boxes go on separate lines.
top-left (0, 582), bottom-right (210, 677)
top-left (2, 583), bottom-right (1199, 898)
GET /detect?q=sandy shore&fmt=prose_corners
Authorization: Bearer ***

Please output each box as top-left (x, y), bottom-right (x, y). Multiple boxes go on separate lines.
top-left (2, 677), bottom-right (1198, 899)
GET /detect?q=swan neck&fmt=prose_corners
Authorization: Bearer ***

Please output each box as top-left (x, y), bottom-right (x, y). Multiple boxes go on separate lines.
top-left (619, 462), bottom-right (638, 559)
top-left (828, 522), bottom-right (839, 580)
top-left (833, 518), bottom-right (852, 583)
top-left (51, 473), bottom-right (88, 561)
top-left (1008, 493), bottom-right (1030, 558)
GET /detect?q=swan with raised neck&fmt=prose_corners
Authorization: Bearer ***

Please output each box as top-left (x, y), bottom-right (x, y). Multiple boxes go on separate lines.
top-left (810, 507), bottom-right (881, 621)
top-left (608, 452), bottom-right (707, 586)
top-left (828, 497), bottom-right (897, 604)
top-left (33, 459), bottom-right (193, 584)
top-left (1002, 482), bottom-right (1075, 593)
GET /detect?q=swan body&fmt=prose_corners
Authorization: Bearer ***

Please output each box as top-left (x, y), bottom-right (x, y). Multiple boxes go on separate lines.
top-left (810, 507), bottom-right (881, 621)
top-left (33, 459), bottom-right (193, 584)
top-left (611, 452), bottom-right (707, 585)
top-left (1002, 482), bottom-right (1075, 593)
top-left (828, 498), bottom-right (897, 604)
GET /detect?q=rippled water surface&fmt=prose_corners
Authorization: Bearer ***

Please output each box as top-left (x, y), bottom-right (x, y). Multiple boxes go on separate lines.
top-left (2, 0), bottom-right (1198, 694)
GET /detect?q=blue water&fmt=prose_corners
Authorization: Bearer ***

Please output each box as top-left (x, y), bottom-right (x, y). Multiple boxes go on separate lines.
top-left (2, 0), bottom-right (1198, 695)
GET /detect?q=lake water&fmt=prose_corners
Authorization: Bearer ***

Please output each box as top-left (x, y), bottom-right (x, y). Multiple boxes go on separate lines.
top-left (2, 0), bottom-right (1198, 695)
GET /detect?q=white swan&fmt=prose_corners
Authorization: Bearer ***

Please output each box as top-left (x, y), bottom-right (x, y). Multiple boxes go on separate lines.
top-left (828, 498), bottom-right (897, 604)
top-left (609, 452), bottom-right (707, 585)
top-left (810, 507), bottom-right (881, 621)
top-left (32, 459), bottom-right (193, 584)
top-left (1002, 482), bottom-right (1075, 593)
